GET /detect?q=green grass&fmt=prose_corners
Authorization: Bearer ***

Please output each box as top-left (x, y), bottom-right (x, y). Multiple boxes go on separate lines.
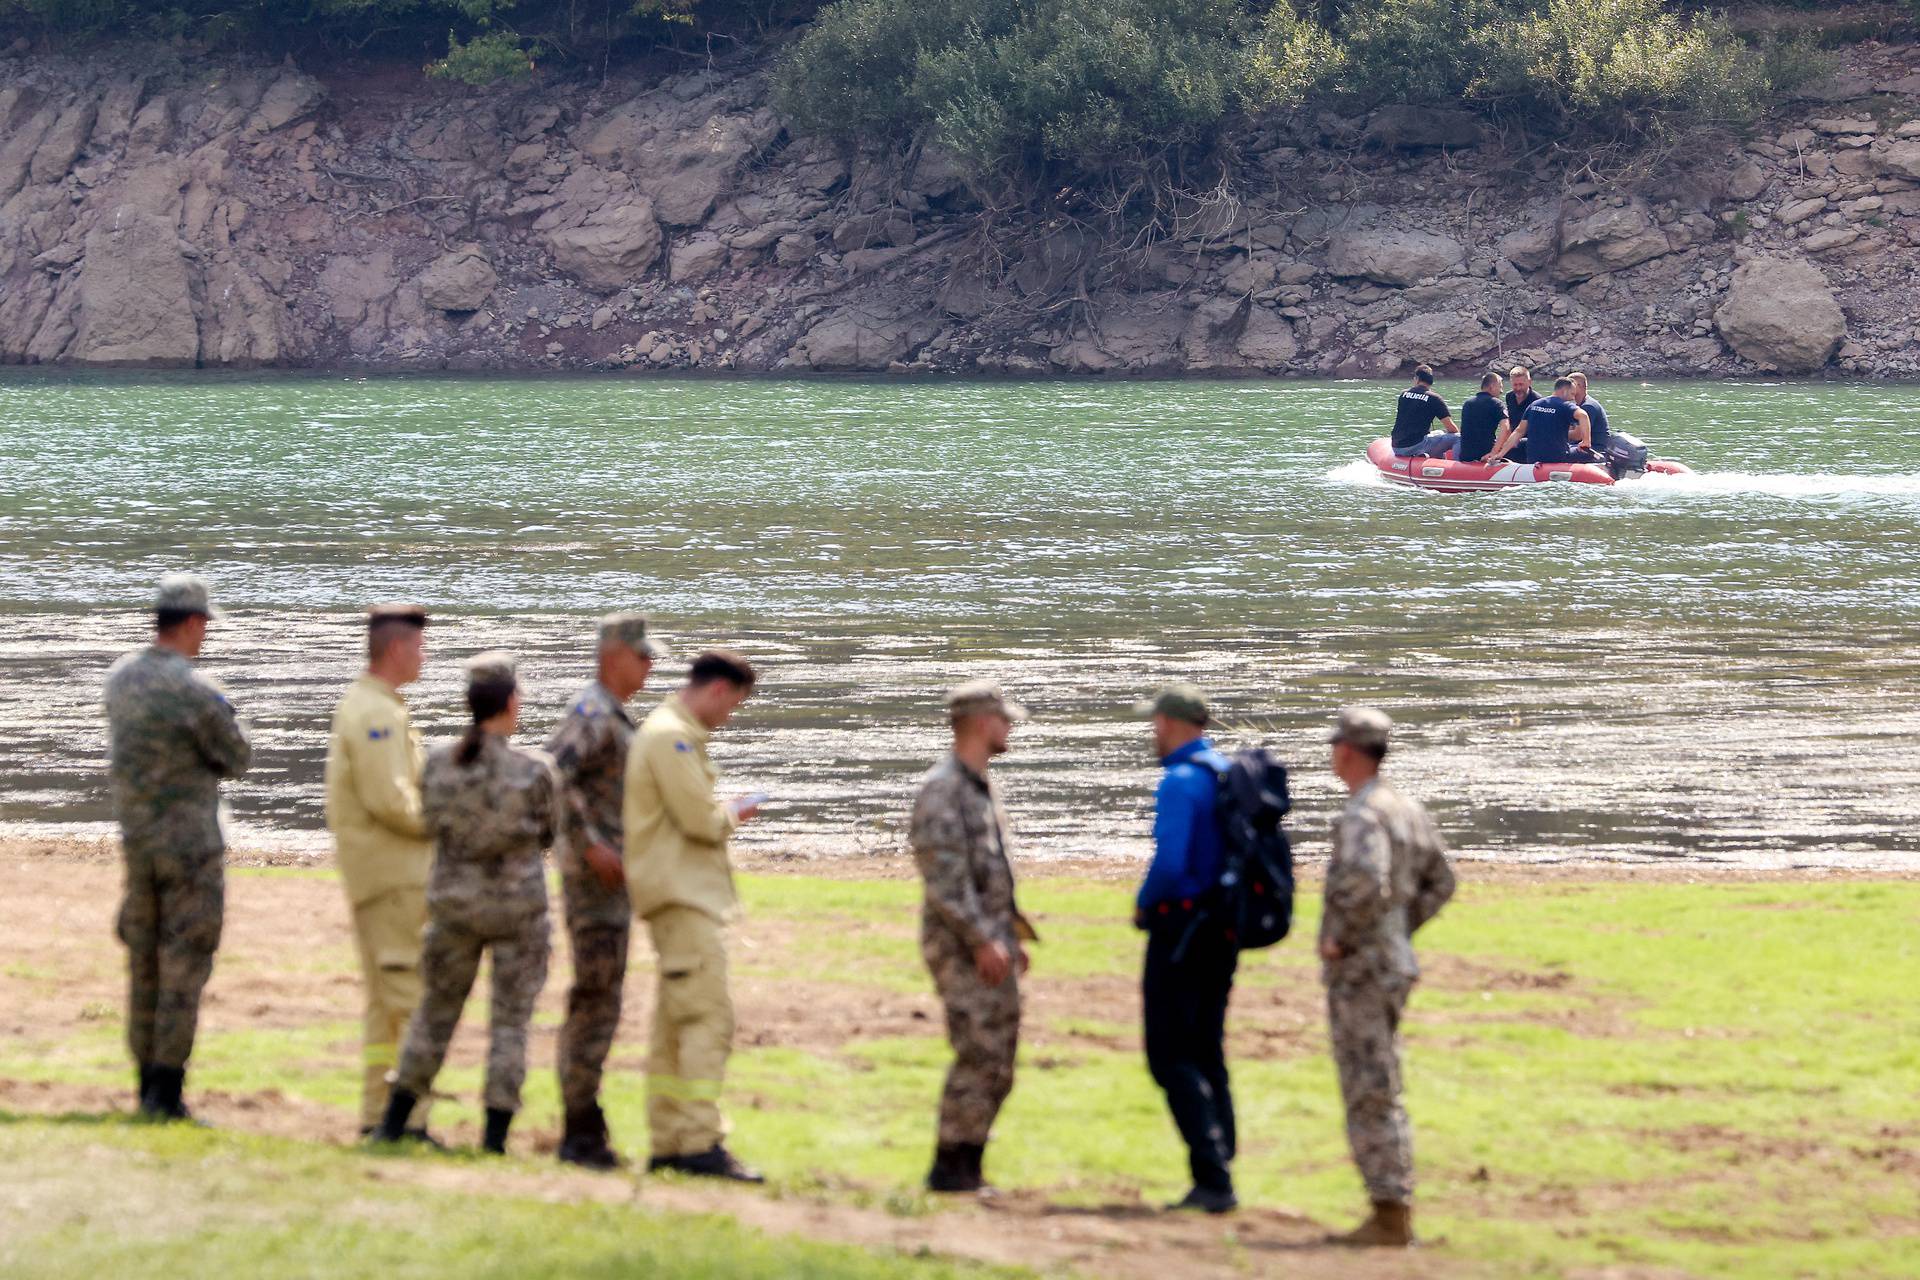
top-left (3, 871), bottom-right (1917, 1277)
top-left (0, 1118), bottom-right (1016, 1280)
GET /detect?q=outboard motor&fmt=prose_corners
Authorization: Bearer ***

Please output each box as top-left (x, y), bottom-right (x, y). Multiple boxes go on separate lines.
top-left (1605, 431), bottom-right (1651, 479)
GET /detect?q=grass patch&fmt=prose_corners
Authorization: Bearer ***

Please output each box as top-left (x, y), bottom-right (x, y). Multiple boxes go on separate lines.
top-left (3, 870), bottom-right (1917, 1276)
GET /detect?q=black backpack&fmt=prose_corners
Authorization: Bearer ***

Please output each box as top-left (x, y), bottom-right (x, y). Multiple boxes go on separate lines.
top-left (1203, 748), bottom-right (1296, 950)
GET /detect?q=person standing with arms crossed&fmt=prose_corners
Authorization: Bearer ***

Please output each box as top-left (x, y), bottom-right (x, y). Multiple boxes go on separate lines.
top-left (624, 649), bottom-right (763, 1182)
top-left (545, 613), bottom-right (668, 1170)
top-left (909, 681), bottom-right (1036, 1195)
top-left (374, 652), bottom-right (557, 1155)
top-left (103, 574), bottom-right (252, 1122)
top-left (1320, 707), bottom-right (1456, 1248)
top-left (325, 603), bottom-right (437, 1141)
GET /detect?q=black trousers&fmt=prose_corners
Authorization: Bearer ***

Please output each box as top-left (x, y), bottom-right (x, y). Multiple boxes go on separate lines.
top-left (1142, 917), bottom-right (1238, 1192)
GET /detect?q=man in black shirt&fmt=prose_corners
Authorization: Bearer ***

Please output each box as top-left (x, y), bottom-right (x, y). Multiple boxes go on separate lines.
top-left (1568, 372), bottom-right (1610, 453)
top-left (1458, 372), bottom-right (1509, 464)
top-left (1389, 366), bottom-right (1460, 458)
top-left (1499, 366), bottom-right (1539, 463)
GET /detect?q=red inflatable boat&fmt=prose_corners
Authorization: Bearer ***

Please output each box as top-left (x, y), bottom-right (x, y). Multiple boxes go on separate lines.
top-left (1366, 437), bottom-right (1692, 493)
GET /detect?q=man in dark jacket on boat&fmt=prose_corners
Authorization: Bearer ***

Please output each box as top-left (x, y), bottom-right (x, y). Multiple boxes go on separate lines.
top-left (1389, 366), bottom-right (1459, 459)
top-left (1568, 372), bottom-right (1610, 453)
top-left (1457, 373), bottom-right (1509, 464)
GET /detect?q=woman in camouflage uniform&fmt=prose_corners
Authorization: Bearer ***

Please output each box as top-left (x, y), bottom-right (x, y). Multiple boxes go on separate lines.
top-left (371, 652), bottom-right (556, 1155)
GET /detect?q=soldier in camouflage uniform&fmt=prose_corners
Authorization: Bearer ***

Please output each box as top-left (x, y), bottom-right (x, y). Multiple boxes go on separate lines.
top-left (908, 680), bottom-right (1036, 1194)
top-left (545, 613), bottom-right (668, 1170)
top-left (1319, 707), bottom-right (1456, 1248)
top-left (102, 574), bottom-right (252, 1122)
top-left (373, 652), bottom-right (556, 1156)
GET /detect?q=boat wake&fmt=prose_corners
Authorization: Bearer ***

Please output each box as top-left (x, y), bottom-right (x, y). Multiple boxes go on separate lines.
top-left (1326, 459), bottom-right (1391, 488)
top-left (1623, 470), bottom-right (1920, 500)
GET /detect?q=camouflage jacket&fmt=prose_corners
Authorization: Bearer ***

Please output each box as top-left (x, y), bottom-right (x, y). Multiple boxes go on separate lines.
top-left (1321, 778), bottom-right (1456, 986)
top-left (908, 752), bottom-right (1032, 951)
top-left (544, 680), bottom-right (635, 925)
top-left (102, 645), bottom-right (252, 854)
top-left (420, 733), bottom-right (557, 926)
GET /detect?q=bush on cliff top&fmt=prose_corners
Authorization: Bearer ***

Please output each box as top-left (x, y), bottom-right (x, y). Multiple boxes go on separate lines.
top-left (776, 0), bottom-right (1804, 193)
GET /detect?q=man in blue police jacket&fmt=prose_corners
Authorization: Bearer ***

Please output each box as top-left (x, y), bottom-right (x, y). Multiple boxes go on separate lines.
top-left (1133, 683), bottom-right (1238, 1214)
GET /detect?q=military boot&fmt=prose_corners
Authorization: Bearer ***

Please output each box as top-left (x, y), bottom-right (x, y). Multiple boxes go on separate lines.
top-left (135, 1063), bottom-right (157, 1117)
top-left (675, 1143), bottom-right (764, 1183)
top-left (1329, 1200), bottom-right (1414, 1247)
top-left (144, 1066), bottom-right (199, 1124)
top-left (369, 1087), bottom-right (418, 1143)
top-left (557, 1103), bottom-right (623, 1171)
top-left (481, 1107), bottom-right (514, 1155)
top-left (926, 1143), bottom-right (981, 1194)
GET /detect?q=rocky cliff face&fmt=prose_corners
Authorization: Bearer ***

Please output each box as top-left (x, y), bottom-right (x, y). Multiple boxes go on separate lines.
top-left (1, 43), bottom-right (1917, 379)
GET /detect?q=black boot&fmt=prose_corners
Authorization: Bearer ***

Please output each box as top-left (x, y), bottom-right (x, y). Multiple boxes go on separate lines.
top-left (369, 1087), bottom-right (418, 1143)
top-left (926, 1143), bottom-right (981, 1193)
top-left (135, 1063), bottom-right (156, 1117)
top-left (674, 1143), bottom-right (764, 1183)
top-left (966, 1142), bottom-right (996, 1192)
top-left (481, 1107), bottom-right (513, 1155)
top-left (557, 1103), bottom-right (623, 1171)
top-left (144, 1066), bottom-right (196, 1123)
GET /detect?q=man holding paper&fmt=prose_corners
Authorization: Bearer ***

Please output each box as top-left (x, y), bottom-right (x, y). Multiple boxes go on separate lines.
top-left (622, 648), bottom-right (763, 1182)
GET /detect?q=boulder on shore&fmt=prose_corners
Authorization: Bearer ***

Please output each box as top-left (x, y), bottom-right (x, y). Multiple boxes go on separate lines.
top-left (415, 245), bottom-right (497, 312)
top-left (1326, 228), bottom-right (1464, 287)
top-left (1713, 257), bottom-right (1845, 373)
top-left (1551, 201), bottom-right (1671, 282)
top-left (1381, 310), bottom-right (1494, 368)
top-left (68, 205), bottom-right (199, 366)
top-left (546, 200), bottom-right (662, 293)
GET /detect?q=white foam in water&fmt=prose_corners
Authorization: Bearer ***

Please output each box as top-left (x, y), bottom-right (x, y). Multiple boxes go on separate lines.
top-left (1629, 470), bottom-right (1920, 499)
top-left (1326, 459), bottom-right (1391, 488)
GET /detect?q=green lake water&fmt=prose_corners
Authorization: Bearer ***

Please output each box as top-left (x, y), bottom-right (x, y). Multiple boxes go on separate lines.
top-left (3, 372), bottom-right (1917, 867)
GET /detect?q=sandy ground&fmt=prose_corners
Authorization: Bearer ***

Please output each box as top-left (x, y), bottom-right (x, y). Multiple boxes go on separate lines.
top-left (2, 834), bottom-right (1911, 1278)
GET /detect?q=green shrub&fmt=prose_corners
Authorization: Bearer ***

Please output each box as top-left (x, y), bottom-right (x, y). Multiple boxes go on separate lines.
top-left (427, 27), bottom-right (536, 85)
top-left (775, 0), bottom-right (1252, 183)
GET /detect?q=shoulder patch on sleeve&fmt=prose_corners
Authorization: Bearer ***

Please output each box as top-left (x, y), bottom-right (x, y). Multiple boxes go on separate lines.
top-left (674, 740), bottom-right (691, 753)
top-left (368, 727), bottom-right (391, 740)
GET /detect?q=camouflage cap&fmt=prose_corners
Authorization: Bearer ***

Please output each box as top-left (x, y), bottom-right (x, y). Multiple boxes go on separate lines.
top-left (154, 572), bottom-right (222, 619)
top-left (367, 602), bottom-right (429, 627)
top-left (1133, 682), bottom-right (1209, 726)
top-left (463, 650), bottom-right (518, 688)
top-left (599, 612), bottom-right (668, 660)
top-left (1328, 705), bottom-right (1392, 749)
top-left (946, 679), bottom-right (1028, 724)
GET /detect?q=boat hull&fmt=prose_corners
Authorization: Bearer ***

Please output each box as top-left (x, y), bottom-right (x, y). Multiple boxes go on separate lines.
top-left (1366, 438), bottom-right (1691, 493)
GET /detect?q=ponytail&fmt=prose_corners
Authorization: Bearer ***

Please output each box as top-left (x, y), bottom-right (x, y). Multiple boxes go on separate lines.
top-left (456, 677), bottom-right (516, 765)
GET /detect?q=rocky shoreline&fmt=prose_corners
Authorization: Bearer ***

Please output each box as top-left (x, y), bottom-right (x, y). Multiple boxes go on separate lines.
top-left (2, 39), bottom-right (1919, 381)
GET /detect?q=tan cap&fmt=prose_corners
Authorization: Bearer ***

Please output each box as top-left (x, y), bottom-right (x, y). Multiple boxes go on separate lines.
top-left (367, 603), bottom-right (429, 627)
top-left (1328, 706), bottom-right (1392, 749)
top-left (464, 650), bottom-right (518, 687)
top-left (599, 612), bottom-right (669, 660)
top-left (154, 573), bottom-right (222, 619)
top-left (1133, 682), bottom-right (1209, 726)
top-left (946, 679), bottom-right (1028, 723)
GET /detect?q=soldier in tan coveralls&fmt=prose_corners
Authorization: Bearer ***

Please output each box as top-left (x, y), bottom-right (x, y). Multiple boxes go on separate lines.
top-left (909, 680), bottom-right (1035, 1195)
top-left (545, 613), bottom-right (668, 1170)
top-left (103, 574), bottom-right (252, 1122)
top-left (623, 649), bottom-right (762, 1182)
top-left (324, 603), bottom-right (436, 1139)
top-left (372, 653), bottom-right (556, 1156)
top-left (1320, 707), bottom-right (1456, 1248)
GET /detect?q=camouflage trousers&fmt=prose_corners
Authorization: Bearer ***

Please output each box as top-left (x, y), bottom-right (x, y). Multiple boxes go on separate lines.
top-left (923, 925), bottom-right (1020, 1146)
top-left (116, 841), bottom-right (224, 1070)
top-left (395, 908), bottom-right (551, 1113)
top-left (1326, 974), bottom-right (1414, 1203)
top-left (556, 915), bottom-right (631, 1113)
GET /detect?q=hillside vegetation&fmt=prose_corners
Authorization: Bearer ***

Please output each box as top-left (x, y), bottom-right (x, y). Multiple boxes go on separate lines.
top-left (2, 1), bottom-right (1853, 196)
